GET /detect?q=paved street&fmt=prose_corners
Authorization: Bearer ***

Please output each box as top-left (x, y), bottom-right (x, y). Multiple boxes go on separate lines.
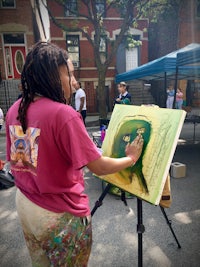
top-left (0, 122), bottom-right (200, 267)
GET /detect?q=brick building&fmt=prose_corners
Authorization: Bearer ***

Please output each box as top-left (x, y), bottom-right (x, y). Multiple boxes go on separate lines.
top-left (0, 0), bottom-right (149, 114)
top-left (0, 0), bottom-right (33, 113)
top-left (47, 1), bottom-right (149, 113)
top-left (0, 1), bottom-right (34, 81)
top-left (0, 0), bottom-right (48, 113)
top-left (1, 1), bottom-right (199, 113)
top-left (178, 0), bottom-right (200, 47)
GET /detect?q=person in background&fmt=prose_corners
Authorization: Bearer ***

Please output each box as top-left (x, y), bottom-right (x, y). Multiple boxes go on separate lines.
top-left (75, 81), bottom-right (87, 125)
top-left (6, 42), bottom-right (144, 267)
top-left (114, 81), bottom-right (132, 105)
top-left (0, 107), bottom-right (4, 130)
top-left (176, 88), bottom-right (183, 109)
top-left (166, 85), bottom-right (175, 109)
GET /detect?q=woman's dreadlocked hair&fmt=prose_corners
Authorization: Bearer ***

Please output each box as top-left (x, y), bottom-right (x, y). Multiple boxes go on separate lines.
top-left (18, 41), bottom-right (70, 133)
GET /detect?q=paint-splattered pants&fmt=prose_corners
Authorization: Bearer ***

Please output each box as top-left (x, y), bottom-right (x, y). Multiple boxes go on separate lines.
top-left (16, 189), bottom-right (92, 267)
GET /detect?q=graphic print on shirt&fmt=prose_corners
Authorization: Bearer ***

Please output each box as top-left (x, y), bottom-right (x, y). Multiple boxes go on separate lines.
top-left (9, 125), bottom-right (40, 173)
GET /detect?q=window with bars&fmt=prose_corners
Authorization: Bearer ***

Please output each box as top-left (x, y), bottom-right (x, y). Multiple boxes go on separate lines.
top-left (96, 0), bottom-right (106, 17)
top-left (64, 0), bottom-right (78, 16)
top-left (66, 35), bottom-right (80, 67)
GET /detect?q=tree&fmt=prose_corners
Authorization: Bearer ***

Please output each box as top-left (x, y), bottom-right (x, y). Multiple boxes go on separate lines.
top-left (41, 0), bottom-right (182, 119)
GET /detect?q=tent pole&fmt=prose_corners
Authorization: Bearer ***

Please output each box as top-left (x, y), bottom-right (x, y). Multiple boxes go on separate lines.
top-left (164, 72), bottom-right (167, 90)
top-left (173, 67), bottom-right (178, 109)
top-left (164, 72), bottom-right (168, 108)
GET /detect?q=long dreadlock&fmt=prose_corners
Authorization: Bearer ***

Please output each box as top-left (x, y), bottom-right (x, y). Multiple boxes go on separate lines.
top-left (17, 41), bottom-right (71, 133)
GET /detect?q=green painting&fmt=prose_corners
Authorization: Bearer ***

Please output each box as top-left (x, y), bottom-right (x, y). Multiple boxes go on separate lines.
top-left (100, 105), bottom-right (186, 205)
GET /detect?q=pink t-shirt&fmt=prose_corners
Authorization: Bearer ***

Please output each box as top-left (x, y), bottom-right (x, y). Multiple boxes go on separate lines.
top-left (176, 91), bottom-right (183, 101)
top-left (6, 98), bottom-right (101, 216)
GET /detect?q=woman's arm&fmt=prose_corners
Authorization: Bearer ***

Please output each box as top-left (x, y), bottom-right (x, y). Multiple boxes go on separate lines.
top-left (87, 134), bottom-right (144, 176)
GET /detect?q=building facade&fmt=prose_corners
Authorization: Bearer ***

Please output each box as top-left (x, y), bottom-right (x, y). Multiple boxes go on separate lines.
top-left (0, 0), bottom-right (34, 81)
top-left (1, 1), bottom-right (199, 113)
top-left (0, 0), bottom-right (35, 113)
top-left (0, 0), bottom-right (48, 114)
top-left (47, 0), bottom-right (149, 113)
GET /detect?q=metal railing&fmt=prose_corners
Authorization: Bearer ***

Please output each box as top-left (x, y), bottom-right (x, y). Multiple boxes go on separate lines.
top-left (0, 79), bottom-right (20, 114)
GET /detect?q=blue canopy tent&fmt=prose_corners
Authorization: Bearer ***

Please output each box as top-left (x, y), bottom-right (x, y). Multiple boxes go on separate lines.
top-left (176, 45), bottom-right (200, 80)
top-left (176, 65), bottom-right (200, 80)
top-left (115, 43), bottom-right (200, 83)
top-left (177, 46), bottom-right (200, 66)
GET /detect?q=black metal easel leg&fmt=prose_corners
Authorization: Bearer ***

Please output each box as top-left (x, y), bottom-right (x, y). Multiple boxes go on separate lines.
top-left (91, 183), bottom-right (112, 217)
top-left (137, 198), bottom-right (145, 267)
top-left (193, 122), bottom-right (196, 142)
top-left (160, 206), bottom-right (181, 248)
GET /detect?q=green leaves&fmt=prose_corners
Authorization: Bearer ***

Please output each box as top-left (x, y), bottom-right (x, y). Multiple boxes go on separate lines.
top-left (136, 0), bottom-right (182, 23)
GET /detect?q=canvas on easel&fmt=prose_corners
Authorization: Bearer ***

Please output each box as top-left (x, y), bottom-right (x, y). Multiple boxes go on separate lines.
top-left (99, 104), bottom-right (186, 205)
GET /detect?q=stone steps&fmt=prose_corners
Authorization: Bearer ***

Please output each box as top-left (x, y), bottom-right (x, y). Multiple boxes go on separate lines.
top-left (128, 80), bottom-right (155, 105)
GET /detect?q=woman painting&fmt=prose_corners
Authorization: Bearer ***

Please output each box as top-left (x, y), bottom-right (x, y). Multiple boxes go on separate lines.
top-left (6, 42), bottom-right (143, 267)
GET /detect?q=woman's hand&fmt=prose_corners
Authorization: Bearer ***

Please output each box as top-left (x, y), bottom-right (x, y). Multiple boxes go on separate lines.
top-left (87, 134), bottom-right (144, 176)
top-left (125, 134), bottom-right (144, 164)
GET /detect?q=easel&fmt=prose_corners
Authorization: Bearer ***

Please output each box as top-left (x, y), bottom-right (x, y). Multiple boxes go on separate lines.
top-left (91, 183), bottom-right (181, 267)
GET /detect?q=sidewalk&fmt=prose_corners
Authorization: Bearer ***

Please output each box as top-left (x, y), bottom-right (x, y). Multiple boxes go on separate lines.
top-left (85, 113), bottom-right (111, 127)
top-left (0, 117), bottom-right (200, 267)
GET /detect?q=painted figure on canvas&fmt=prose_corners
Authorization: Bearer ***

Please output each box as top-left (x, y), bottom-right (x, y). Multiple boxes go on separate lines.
top-left (111, 117), bottom-right (151, 193)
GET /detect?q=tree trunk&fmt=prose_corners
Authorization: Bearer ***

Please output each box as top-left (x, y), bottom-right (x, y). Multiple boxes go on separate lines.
top-left (97, 69), bottom-right (107, 119)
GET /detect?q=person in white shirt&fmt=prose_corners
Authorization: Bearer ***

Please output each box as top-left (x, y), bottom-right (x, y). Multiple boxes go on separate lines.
top-left (0, 108), bottom-right (4, 130)
top-left (75, 81), bottom-right (87, 125)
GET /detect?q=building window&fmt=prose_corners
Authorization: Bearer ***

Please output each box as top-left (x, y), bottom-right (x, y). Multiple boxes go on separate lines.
top-left (99, 36), bottom-right (107, 63)
top-left (0, 0), bottom-right (15, 8)
top-left (96, 0), bottom-right (106, 17)
top-left (197, 0), bottom-right (200, 17)
top-left (5, 47), bottom-right (12, 76)
top-left (3, 33), bottom-right (24, 44)
top-left (64, 0), bottom-right (77, 16)
top-left (66, 35), bottom-right (80, 68)
top-left (125, 35), bottom-right (140, 71)
top-left (99, 37), bottom-right (106, 52)
top-left (15, 50), bottom-right (24, 74)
